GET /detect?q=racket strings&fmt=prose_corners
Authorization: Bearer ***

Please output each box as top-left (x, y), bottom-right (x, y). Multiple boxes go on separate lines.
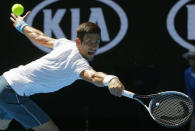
top-left (150, 94), bottom-right (193, 127)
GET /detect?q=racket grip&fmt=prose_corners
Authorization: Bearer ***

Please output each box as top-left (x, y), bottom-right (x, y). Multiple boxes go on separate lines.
top-left (122, 90), bottom-right (135, 99)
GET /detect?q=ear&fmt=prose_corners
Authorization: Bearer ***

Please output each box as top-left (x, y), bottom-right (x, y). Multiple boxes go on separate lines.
top-left (76, 37), bottom-right (81, 45)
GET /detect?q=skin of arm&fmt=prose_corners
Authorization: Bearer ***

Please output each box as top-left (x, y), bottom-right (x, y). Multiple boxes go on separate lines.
top-left (23, 26), bottom-right (56, 48)
top-left (80, 69), bottom-right (125, 97)
top-left (10, 11), bottom-right (56, 48)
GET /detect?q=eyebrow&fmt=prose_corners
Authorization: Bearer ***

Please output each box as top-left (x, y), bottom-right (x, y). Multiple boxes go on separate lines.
top-left (86, 39), bottom-right (100, 43)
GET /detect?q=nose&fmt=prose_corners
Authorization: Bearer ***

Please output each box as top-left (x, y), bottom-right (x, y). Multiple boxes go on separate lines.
top-left (91, 42), bottom-right (99, 50)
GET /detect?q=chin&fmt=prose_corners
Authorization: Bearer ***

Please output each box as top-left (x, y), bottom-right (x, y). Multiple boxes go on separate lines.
top-left (87, 56), bottom-right (94, 61)
top-left (87, 58), bottom-right (93, 62)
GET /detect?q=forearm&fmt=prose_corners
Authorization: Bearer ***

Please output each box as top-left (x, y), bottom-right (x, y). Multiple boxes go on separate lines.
top-left (23, 26), bottom-right (53, 48)
top-left (23, 26), bottom-right (44, 41)
top-left (81, 70), bottom-right (107, 87)
top-left (91, 72), bottom-right (109, 87)
top-left (80, 69), bottom-right (125, 97)
top-left (80, 70), bottom-right (118, 87)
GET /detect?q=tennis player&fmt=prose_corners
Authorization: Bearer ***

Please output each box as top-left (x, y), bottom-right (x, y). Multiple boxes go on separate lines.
top-left (0, 11), bottom-right (125, 131)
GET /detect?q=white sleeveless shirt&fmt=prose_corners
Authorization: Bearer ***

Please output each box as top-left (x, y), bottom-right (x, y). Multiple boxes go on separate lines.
top-left (3, 38), bottom-right (92, 96)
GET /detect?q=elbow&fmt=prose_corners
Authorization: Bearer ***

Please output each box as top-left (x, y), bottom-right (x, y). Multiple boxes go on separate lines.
top-left (89, 74), bottom-right (96, 83)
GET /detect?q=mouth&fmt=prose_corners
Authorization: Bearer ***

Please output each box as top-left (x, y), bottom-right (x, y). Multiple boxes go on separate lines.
top-left (88, 51), bottom-right (96, 56)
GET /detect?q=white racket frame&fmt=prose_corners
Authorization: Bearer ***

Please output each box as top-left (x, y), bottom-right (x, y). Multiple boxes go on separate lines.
top-left (121, 90), bottom-right (193, 128)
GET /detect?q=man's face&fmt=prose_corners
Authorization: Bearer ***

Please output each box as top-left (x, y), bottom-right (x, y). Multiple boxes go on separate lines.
top-left (76, 33), bottom-right (100, 61)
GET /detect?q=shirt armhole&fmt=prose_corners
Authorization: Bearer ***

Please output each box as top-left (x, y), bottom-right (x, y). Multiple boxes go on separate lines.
top-left (53, 38), bottom-right (69, 49)
top-left (72, 56), bottom-right (93, 79)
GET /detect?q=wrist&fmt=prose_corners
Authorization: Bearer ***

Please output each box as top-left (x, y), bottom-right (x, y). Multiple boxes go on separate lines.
top-left (103, 75), bottom-right (118, 86)
top-left (16, 20), bottom-right (28, 34)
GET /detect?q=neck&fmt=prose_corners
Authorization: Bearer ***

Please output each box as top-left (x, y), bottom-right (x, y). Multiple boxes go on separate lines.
top-left (77, 47), bottom-right (89, 61)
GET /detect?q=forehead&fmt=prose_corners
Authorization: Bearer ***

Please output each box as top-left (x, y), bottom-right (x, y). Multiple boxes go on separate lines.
top-left (83, 33), bottom-right (100, 40)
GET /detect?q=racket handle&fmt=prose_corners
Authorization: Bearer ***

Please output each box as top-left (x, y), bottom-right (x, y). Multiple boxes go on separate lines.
top-left (122, 90), bottom-right (135, 99)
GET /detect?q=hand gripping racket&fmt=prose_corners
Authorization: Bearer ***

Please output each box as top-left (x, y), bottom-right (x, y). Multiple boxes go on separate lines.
top-left (122, 90), bottom-right (193, 128)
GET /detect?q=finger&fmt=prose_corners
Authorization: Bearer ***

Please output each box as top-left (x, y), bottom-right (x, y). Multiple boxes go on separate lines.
top-left (116, 88), bottom-right (122, 97)
top-left (111, 88), bottom-right (120, 97)
top-left (115, 85), bottom-right (123, 97)
top-left (115, 88), bottom-right (121, 97)
top-left (23, 11), bottom-right (30, 20)
top-left (111, 89), bottom-right (117, 96)
top-left (108, 87), bottom-right (115, 95)
top-left (11, 13), bottom-right (17, 20)
top-left (118, 89), bottom-right (123, 97)
top-left (119, 85), bottom-right (125, 96)
top-left (10, 17), bottom-right (16, 23)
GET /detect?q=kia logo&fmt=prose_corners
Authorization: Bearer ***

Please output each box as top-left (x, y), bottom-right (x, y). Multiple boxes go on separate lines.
top-left (167, 0), bottom-right (195, 51)
top-left (26, 0), bottom-right (128, 55)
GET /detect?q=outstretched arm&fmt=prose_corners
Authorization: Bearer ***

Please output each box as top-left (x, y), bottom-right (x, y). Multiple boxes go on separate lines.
top-left (23, 26), bottom-right (55, 48)
top-left (10, 11), bottom-right (56, 48)
top-left (80, 69), bottom-right (125, 97)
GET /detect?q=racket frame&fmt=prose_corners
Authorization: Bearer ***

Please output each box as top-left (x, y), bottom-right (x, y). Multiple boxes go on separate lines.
top-left (122, 90), bottom-right (194, 128)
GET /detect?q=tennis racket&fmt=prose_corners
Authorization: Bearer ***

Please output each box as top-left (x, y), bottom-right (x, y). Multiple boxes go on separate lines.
top-left (122, 90), bottom-right (193, 128)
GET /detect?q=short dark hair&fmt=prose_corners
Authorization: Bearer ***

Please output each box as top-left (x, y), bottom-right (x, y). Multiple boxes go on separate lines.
top-left (76, 22), bottom-right (101, 42)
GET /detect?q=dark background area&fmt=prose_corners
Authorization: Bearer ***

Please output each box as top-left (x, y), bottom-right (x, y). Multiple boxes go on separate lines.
top-left (0, 0), bottom-right (193, 130)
